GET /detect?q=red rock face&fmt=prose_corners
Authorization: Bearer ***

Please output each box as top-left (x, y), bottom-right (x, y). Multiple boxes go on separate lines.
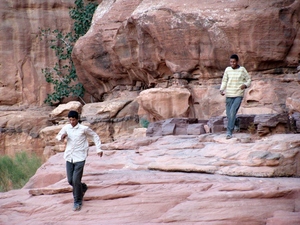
top-left (1, 0), bottom-right (300, 155)
top-left (0, 0), bottom-right (74, 106)
top-left (73, 0), bottom-right (300, 100)
top-left (1, 0), bottom-right (300, 113)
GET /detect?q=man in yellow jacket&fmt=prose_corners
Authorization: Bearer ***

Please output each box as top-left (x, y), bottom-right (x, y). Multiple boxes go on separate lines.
top-left (220, 54), bottom-right (251, 139)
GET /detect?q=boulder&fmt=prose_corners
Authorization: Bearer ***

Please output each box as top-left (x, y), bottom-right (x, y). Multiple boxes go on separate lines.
top-left (39, 125), bottom-right (65, 159)
top-left (186, 123), bottom-right (206, 135)
top-left (147, 118), bottom-right (200, 137)
top-left (73, 0), bottom-right (300, 101)
top-left (254, 113), bottom-right (289, 136)
top-left (41, 99), bottom-right (141, 150)
top-left (290, 112), bottom-right (300, 132)
top-left (207, 116), bottom-right (225, 133)
top-left (286, 95), bottom-right (300, 114)
top-left (146, 113), bottom-right (292, 138)
top-left (0, 110), bottom-right (52, 156)
top-left (49, 101), bottom-right (83, 121)
top-left (81, 99), bottom-right (134, 122)
top-left (137, 87), bottom-right (191, 121)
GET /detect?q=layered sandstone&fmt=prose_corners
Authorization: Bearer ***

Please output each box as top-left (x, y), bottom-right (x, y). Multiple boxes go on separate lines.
top-left (1, 2), bottom-right (300, 224)
top-left (0, 0), bottom-right (299, 112)
top-left (1, 0), bottom-right (300, 159)
top-left (0, 0), bottom-right (76, 106)
top-left (0, 1), bottom-right (95, 157)
top-left (73, 0), bottom-right (300, 121)
top-left (0, 109), bottom-right (52, 156)
top-left (1, 134), bottom-right (300, 224)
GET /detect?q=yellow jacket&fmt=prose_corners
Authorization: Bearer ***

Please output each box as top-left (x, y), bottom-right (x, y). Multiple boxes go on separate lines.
top-left (220, 66), bottom-right (251, 97)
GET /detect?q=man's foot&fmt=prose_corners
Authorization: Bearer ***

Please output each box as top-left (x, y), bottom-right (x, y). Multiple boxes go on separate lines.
top-left (226, 134), bottom-right (232, 139)
top-left (234, 126), bottom-right (240, 132)
top-left (234, 118), bottom-right (240, 132)
top-left (73, 203), bottom-right (82, 211)
top-left (82, 183), bottom-right (88, 198)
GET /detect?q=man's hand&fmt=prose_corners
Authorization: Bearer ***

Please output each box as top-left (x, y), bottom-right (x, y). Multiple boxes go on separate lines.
top-left (61, 134), bottom-right (67, 141)
top-left (240, 84), bottom-right (247, 90)
top-left (97, 151), bottom-right (103, 157)
top-left (220, 90), bottom-right (225, 96)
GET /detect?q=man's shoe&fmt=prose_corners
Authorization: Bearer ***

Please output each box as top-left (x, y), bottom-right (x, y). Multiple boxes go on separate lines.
top-left (234, 118), bottom-right (240, 132)
top-left (234, 126), bottom-right (240, 132)
top-left (226, 134), bottom-right (232, 139)
top-left (73, 204), bottom-right (82, 211)
top-left (82, 183), bottom-right (88, 198)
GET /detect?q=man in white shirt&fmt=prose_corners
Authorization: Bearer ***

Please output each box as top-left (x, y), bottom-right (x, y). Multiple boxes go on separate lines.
top-left (56, 110), bottom-right (103, 211)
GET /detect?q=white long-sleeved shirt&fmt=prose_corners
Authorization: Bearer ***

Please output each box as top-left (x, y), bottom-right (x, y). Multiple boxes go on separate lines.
top-left (220, 66), bottom-right (251, 97)
top-left (56, 123), bottom-right (102, 163)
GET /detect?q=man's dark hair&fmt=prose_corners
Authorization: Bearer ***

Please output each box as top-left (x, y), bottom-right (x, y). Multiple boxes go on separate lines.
top-left (68, 110), bottom-right (79, 119)
top-left (230, 54), bottom-right (239, 61)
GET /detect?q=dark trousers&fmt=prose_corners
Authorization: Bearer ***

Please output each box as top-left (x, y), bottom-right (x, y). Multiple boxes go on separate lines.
top-left (66, 160), bottom-right (86, 205)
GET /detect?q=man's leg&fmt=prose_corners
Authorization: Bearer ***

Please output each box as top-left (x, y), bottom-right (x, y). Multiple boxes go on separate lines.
top-left (226, 97), bottom-right (242, 137)
top-left (226, 97), bottom-right (234, 136)
top-left (234, 117), bottom-right (240, 132)
top-left (82, 183), bottom-right (88, 198)
top-left (66, 161), bottom-right (74, 186)
top-left (72, 160), bottom-right (85, 209)
top-left (67, 161), bottom-right (81, 211)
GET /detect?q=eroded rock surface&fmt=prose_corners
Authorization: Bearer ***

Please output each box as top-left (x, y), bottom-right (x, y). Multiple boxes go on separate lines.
top-left (73, 0), bottom-right (300, 121)
top-left (1, 0), bottom-right (300, 156)
top-left (0, 0), bottom-right (75, 106)
top-left (0, 109), bottom-right (52, 156)
top-left (1, 133), bottom-right (300, 225)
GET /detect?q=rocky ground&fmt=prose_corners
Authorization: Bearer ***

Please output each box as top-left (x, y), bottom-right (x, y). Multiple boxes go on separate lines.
top-left (1, 133), bottom-right (300, 225)
top-left (1, 1), bottom-right (300, 223)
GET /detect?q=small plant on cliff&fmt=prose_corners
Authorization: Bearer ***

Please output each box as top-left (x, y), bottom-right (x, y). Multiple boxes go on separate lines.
top-left (39, 0), bottom-right (98, 105)
top-left (0, 152), bottom-right (42, 192)
top-left (139, 118), bottom-right (150, 128)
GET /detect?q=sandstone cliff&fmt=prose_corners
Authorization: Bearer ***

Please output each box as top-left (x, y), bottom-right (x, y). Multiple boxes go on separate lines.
top-left (0, 0), bottom-right (74, 156)
top-left (0, 0), bottom-right (76, 106)
top-left (1, 1), bottom-right (300, 224)
top-left (1, 0), bottom-right (300, 158)
top-left (73, 0), bottom-right (300, 120)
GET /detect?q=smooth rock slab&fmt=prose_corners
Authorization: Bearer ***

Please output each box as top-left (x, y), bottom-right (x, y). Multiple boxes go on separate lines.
top-left (1, 133), bottom-right (300, 224)
top-left (133, 133), bottom-right (300, 177)
top-left (1, 163), bottom-right (299, 224)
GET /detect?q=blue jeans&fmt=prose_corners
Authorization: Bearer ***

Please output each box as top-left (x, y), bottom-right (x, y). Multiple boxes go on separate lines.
top-left (226, 97), bottom-right (242, 135)
top-left (66, 160), bottom-right (86, 205)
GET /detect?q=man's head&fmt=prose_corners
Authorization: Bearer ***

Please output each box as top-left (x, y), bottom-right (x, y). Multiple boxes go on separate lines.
top-left (68, 110), bottom-right (79, 127)
top-left (230, 54), bottom-right (239, 69)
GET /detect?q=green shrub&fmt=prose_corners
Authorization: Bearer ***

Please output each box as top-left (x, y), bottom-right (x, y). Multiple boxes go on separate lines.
top-left (140, 118), bottom-right (150, 128)
top-left (39, 0), bottom-right (99, 105)
top-left (0, 152), bottom-right (42, 192)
